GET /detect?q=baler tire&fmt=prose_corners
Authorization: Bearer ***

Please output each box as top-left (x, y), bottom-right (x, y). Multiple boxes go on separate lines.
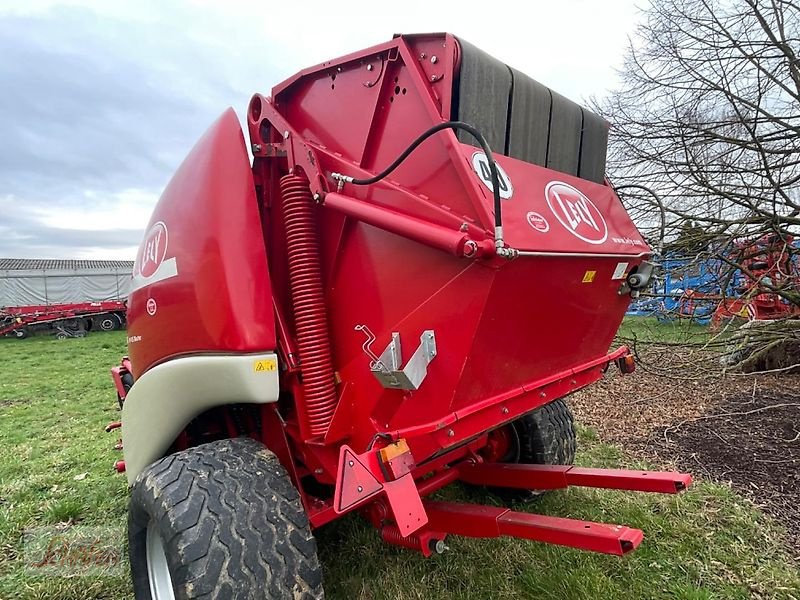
top-left (493, 398), bottom-right (576, 503)
top-left (128, 437), bottom-right (324, 600)
top-left (516, 398), bottom-right (577, 466)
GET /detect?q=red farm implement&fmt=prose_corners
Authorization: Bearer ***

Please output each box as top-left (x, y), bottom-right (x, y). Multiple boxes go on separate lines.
top-left (1, 300), bottom-right (126, 339)
top-left (110, 33), bottom-right (690, 598)
top-left (713, 233), bottom-right (800, 326)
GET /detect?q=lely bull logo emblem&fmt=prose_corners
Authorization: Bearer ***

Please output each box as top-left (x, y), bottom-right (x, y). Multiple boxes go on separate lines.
top-left (139, 222), bottom-right (167, 278)
top-left (545, 181), bottom-right (608, 244)
top-left (130, 221), bottom-right (179, 293)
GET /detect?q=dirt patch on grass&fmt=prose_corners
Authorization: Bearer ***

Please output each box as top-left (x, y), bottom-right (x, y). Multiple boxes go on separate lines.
top-left (662, 391), bottom-right (800, 546)
top-left (571, 350), bottom-right (800, 550)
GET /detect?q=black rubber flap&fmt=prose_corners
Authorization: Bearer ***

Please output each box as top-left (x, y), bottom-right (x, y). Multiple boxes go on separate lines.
top-left (545, 90), bottom-right (582, 177)
top-left (578, 108), bottom-right (609, 183)
top-left (454, 38), bottom-right (511, 154)
top-left (453, 37), bottom-right (607, 183)
top-left (508, 68), bottom-right (551, 168)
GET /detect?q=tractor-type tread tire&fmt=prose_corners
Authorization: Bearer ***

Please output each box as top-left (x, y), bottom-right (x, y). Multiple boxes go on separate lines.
top-left (493, 398), bottom-right (576, 502)
top-left (514, 398), bottom-right (577, 466)
top-left (128, 437), bottom-right (324, 599)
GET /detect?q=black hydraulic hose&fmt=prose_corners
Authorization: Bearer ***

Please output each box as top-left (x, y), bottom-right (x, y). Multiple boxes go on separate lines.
top-left (345, 121), bottom-right (503, 231)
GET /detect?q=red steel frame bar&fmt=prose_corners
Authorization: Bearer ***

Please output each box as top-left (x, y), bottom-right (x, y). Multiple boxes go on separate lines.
top-left (424, 501), bottom-right (644, 556)
top-left (457, 463), bottom-right (692, 494)
top-left (322, 192), bottom-right (490, 258)
top-left (383, 346), bottom-right (629, 444)
top-left (416, 468), bottom-right (460, 497)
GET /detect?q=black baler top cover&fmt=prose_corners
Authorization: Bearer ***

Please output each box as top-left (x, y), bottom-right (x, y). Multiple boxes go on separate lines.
top-left (454, 38), bottom-right (608, 184)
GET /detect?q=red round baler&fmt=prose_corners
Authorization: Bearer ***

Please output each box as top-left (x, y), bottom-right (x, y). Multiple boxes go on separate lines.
top-left (110, 33), bottom-right (690, 599)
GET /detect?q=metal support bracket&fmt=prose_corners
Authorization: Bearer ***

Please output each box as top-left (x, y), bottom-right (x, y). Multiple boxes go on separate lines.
top-left (356, 326), bottom-right (437, 390)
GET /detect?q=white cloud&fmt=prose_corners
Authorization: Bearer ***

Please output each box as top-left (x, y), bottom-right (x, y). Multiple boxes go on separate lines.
top-left (38, 189), bottom-right (157, 233)
top-left (0, 0), bottom-right (645, 259)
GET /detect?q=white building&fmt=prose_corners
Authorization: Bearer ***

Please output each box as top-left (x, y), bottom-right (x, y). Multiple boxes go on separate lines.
top-left (0, 258), bottom-right (133, 307)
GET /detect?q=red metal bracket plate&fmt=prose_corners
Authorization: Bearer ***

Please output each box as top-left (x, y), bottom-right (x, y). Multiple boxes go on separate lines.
top-left (332, 445), bottom-right (428, 536)
top-left (383, 474), bottom-right (428, 536)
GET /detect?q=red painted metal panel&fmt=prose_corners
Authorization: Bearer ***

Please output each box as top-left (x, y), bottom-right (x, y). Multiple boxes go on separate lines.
top-left (461, 147), bottom-right (648, 255)
top-left (126, 109), bottom-right (276, 377)
top-left (110, 366), bottom-right (128, 400)
top-left (383, 474), bottom-right (429, 536)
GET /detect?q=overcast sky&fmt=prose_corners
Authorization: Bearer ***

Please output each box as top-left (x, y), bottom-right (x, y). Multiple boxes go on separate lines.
top-left (0, 0), bottom-right (646, 260)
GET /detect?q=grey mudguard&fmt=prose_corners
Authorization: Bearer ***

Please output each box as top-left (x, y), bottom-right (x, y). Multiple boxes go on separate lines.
top-left (121, 352), bottom-right (280, 484)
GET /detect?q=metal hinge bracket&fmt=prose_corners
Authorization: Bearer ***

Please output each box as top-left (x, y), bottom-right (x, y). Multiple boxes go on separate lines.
top-left (355, 326), bottom-right (437, 391)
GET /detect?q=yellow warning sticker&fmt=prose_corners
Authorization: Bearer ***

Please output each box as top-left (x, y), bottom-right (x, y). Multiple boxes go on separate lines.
top-left (253, 358), bottom-right (278, 373)
top-left (582, 270), bottom-right (597, 283)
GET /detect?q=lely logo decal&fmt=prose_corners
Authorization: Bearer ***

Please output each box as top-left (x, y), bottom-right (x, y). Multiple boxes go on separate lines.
top-left (471, 152), bottom-right (513, 199)
top-left (130, 221), bottom-right (179, 293)
top-left (139, 222), bottom-right (167, 278)
top-left (545, 181), bottom-right (608, 244)
top-left (526, 211), bottom-right (550, 233)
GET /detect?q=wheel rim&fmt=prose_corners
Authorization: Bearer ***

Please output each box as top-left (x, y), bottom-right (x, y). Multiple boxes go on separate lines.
top-left (100, 318), bottom-right (115, 330)
top-left (146, 521), bottom-right (175, 600)
top-left (14, 330), bottom-right (25, 338)
top-left (482, 424), bottom-right (521, 463)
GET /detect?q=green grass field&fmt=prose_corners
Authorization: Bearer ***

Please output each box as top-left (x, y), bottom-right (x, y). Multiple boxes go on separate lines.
top-left (0, 330), bottom-right (798, 599)
top-left (617, 316), bottom-right (709, 341)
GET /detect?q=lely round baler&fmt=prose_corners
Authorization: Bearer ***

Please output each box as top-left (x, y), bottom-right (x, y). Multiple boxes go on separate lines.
top-left (109, 33), bottom-right (691, 599)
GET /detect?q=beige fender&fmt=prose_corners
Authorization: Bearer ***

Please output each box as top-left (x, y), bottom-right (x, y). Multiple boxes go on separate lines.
top-left (121, 352), bottom-right (280, 484)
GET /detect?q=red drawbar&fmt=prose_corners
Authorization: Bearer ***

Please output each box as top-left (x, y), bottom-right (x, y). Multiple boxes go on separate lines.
top-left (458, 462), bottom-right (693, 494)
top-left (424, 502), bottom-right (643, 556)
